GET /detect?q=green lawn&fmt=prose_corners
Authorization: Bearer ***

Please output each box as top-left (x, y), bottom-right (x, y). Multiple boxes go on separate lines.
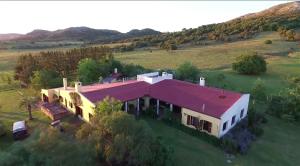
top-left (145, 117), bottom-right (300, 166)
top-left (0, 89), bottom-right (51, 149)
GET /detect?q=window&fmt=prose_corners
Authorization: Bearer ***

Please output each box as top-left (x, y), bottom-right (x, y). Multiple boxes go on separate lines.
top-left (65, 98), bottom-right (67, 108)
top-left (231, 115), bottom-right (236, 125)
top-left (222, 121), bottom-right (228, 131)
top-left (187, 115), bottom-right (199, 127)
top-left (69, 102), bottom-right (73, 108)
top-left (89, 113), bottom-right (93, 121)
top-left (59, 96), bottom-right (63, 102)
top-left (202, 120), bottom-right (212, 133)
top-left (240, 109), bottom-right (244, 118)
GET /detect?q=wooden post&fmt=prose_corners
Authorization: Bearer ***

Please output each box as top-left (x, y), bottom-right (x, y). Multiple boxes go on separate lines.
top-left (137, 98), bottom-right (140, 116)
top-left (170, 104), bottom-right (173, 112)
top-left (125, 101), bottom-right (128, 112)
top-left (156, 99), bottom-right (160, 116)
top-left (144, 97), bottom-right (150, 109)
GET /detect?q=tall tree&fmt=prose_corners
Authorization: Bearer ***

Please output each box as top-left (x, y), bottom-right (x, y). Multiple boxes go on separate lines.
top-left (175, 62), bottom-right (200, 82)
top-left (77, 58), bottom-right (101, 84)
top-left (18, 91), bottom-right (39, 120)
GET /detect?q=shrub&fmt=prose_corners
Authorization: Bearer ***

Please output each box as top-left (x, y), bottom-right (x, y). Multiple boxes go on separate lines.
top-left (175, 62), bottom-right (200, 82)
top-left (264, 40), bottom-right (272, 44)
top-left (267, 86), bottom-right (300, 121)
top-left (0, 123), bottom-right (6, 137)
top-left (221, 106), bottom-right (266, 154)
top-left (220, 137), bottom-right (238, 154)
top-left (251, 78), bottom-right (267, 101)
top-left (77, 111), bottom-right (172, 165)
top-left (31, 70), bottom-right (62, 90)
top-left (232, 52), bottom-right (267, 75)
top-left (162, 119), bottom-right (220, 147)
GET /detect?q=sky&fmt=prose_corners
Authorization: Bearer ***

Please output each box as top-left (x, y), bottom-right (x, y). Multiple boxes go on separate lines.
top-left (0, 1), bottom-right (289, 34)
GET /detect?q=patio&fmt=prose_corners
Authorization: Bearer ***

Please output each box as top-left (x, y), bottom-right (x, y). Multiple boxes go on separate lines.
top-left (40, 102), bottom-right (69, 121)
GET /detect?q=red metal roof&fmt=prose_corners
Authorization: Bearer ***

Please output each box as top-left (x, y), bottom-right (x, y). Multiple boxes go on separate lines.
top-left (80, 79), bottom-right (242, 118)
top-left (81, 80), bottom-right (150, 103)
top-left (148, 79), bottom-right (242, 118)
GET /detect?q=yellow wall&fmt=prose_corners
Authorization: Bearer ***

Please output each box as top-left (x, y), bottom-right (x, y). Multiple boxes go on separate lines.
top-left (42, 89), bottom-right (221, 138)
top-left (181, 108), bottom-right (221, 137)
top-left (41, 89), bottom-right (96, 122)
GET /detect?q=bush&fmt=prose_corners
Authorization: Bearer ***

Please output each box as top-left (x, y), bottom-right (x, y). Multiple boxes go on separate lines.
top-left (0, 128), bottom-right (95, 166)
top-left (77, 111), bottom-right (172, 165)
top-left (221, 119), bottom-right (257, 155)
top-left (251, 78), bottom-right (267, 101)
top-left (162, 118), bottom-right (220, 147)
top-left (221, 106), bottom-right (267, 154)
top-left (267, 86), bottom-right (300, 121)
top-left (264, 40), bottom-right (272, 44)
top-left (232, 52), bottom-right (267, 75)
top-left (31, 70), bottom-right (62, 90)
top-left (175, 62), bottom-right (200, 82)
top-left (220, 137), bottom-right (238, 154)
top-left (0, 123), bottom-right (6, 137)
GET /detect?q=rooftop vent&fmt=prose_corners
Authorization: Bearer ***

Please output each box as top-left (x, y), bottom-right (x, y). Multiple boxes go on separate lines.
top-left (219, 90), bottom-right (226, 99)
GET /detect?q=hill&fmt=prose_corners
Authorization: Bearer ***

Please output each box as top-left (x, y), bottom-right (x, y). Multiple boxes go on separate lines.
top-left (0, 27), bottom-right (160, 43)
top-left (129, 2), bottom-right (300, 48)
top-left (0, 33), bottom-right (23, 41)
top-left (239, 1), bottom-right (300, 19)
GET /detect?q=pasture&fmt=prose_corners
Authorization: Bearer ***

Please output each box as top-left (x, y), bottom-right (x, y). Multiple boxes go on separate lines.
top-left (0, 30), bottom-right (300, 165)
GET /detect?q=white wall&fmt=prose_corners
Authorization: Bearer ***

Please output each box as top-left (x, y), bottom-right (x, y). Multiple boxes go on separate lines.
top-left (137, 72), bottom-right (173, 84)
top-left (219, 94), bottom-right (250, 137)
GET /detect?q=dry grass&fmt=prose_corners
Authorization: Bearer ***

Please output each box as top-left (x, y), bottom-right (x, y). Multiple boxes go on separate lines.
top-left (116, 32), bottom-right (299, 70)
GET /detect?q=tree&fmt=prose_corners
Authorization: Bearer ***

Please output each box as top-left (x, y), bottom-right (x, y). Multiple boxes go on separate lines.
top-left (14, 54), bottom-right (37, 86)
top-left (0, 127), bottom-right (95, 166)
top-left (285, 29), bottom-right (296, 41)
top-left (77, 58), bottom-right (101, 84)
top-left (267, 86), bottom-right (300, 121)
top-left (31, 70), bottom-right (62, 90)
top-left (77, 97), bottom-right (171, 165)
top-left (175, 62), bottom-right (200, 82)
top-left (232, 52), bottom-right (266, 75)
top-left (69, 92), bottom-right (82, 106)
top-left (18, 91), bottom-right (39, 120)
top-left (15, 47), bottom-right (112, 85)
top-left (76, 111), bottom-right (171, 166)
top-left (95, 96), bottom-right (122, 114)
top-left (251, 78), bottom-right (266, 101)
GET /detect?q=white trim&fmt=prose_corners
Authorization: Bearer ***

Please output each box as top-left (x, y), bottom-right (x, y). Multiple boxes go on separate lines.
top-left (219, 94), bottom-right (250, 137)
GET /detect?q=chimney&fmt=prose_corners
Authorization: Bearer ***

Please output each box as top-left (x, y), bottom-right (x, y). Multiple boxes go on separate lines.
top-left (114, 68), bottom-right (118, 74)
top-left (63, 78), bottom-right (67, 90)
top-left (199, 77), bottom-right (205, 86)
top-left (75, 82), bottom-right (82, 93)
top-left (202, 104), bottom-right (205, 112)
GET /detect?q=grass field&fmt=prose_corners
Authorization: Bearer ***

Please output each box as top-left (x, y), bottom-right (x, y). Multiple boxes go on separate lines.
top-left (116, 32), bottom-right (299, 70)
top-left (146, 116), bottom-right (300, 166)
top-left (0, 31), bottom-right (300, 165)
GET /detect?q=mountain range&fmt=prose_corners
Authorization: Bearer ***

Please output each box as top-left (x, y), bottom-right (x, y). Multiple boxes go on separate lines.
top-left (0, 27), bottom-right (161, 42)
top-left (0, 1), bottom-right (299, 44)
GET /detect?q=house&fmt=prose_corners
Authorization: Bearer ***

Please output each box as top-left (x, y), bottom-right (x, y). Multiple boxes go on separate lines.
top-left (41, 72), bottom-right (250, 138)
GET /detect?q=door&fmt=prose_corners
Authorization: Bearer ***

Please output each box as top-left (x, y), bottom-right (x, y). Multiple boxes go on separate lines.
top-left (42, 94), bottom-right (49, 102)
top-left (75, 106), bottom-right (83, 118)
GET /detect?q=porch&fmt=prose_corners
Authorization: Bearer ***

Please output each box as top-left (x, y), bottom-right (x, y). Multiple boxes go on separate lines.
top-left (122, 97), bottom-right (182, 120)
top-left (40, 102), bottom-right (69, 121)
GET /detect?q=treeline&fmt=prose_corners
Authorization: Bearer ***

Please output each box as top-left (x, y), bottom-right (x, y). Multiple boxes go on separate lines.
top-left (14, 46), bottom-right (112, 85)
top-left (117, 13), bottom-right (300, 51)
